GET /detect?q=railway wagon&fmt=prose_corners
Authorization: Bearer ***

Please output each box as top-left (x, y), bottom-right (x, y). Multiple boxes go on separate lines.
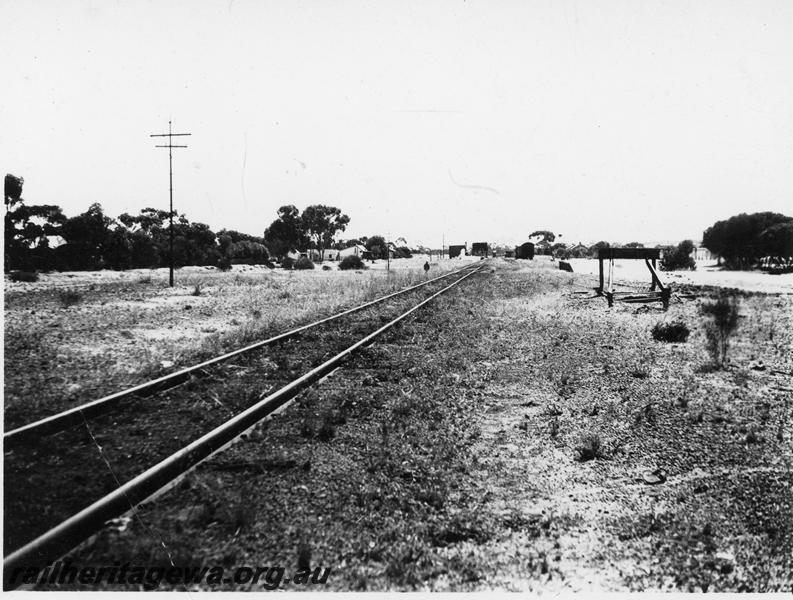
top-left (515, 242), bottom-right (535, 260)
top-left (448, 244), bottom-right (467, 259)
top-left (471, 242), bottom-right (489, 257)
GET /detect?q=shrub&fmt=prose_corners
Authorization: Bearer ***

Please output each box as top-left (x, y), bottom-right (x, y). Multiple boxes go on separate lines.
top-left (295, 256), bottom-right (314, 270)
top-left (339, 255), bottom-right (366, 270)
top-left (281, 256), bottom-right (295, 270)
top-left (574, 431), bottom-right (604, 461)
top-left (701, 295), bottom-right (740, 368)
top-left (217, 256), bottom-right (232, 271)
top-left (9, 271), bottom-right (39, 282)
top-left (652, 321), bottom-right (690, 343)
top-left (660, 240), bottom-right (696, 271)
top-left (395, 246), bottom-right (412, 259)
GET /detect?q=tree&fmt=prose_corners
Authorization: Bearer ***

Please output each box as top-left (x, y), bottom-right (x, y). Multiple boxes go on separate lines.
top-left (217, 228), bottom-right (266, 246)
top-left (529, 230), bottom-right (556, 243)
top-left (5, 174), bottom-right (24, 208)
top-left (759, 222), bottom-right (793, 258)
top-left (118, 207), bottom-right (171, 234)
top-left (394, 246), bottom-right (412, 258)
top-left (660, 240), bottom-right (696, 271)
top-left (168, 218), bottom-right (220, 267)
top-left (227, 240), bottom-right (270, 265)
top-left (301, 205), bottom-right (350, 262)
top-left (263, 205), bottom-right (306, 259)
top-left (85, 206), bottom-right (221, 270)
top-left (217, 228), bottom-right (270, 266)
top-left (365, 235), bottom-right (387, 259)
top-left (59, 203), bottom-right (114, 270)
top-left (5, 174), bottom-right (67, 271)
top-left (550, 242), bottom-right (568, 258)
top-left (111, 208), bottom-right (167, 268)
top-left (624, 242), bottom-right (644, 248)
top-left (703, 212), bottom-right (793, 269)
top-left (589, 241), bottom-right (610, 255)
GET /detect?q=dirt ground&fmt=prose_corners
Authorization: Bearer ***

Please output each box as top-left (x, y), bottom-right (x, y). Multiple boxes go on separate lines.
top-left (5, 259), bottom-right (793, 591)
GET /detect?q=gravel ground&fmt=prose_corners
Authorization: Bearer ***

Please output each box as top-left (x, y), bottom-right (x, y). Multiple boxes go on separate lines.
top-left (7, 259), bottom-right (792, 591)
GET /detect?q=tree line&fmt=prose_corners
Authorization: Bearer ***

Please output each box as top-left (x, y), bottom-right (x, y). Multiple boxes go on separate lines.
top-left (263, 207), bottom-right (413, 260)
top-left (527, 212), bottom-right (792, 270)
top-left (7, 172), bottom-right (790, 273)
top-left (4, 175), bottom-right (349, 273)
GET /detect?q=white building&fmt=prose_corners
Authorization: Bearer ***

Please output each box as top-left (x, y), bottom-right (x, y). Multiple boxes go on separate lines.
top-left (693, 245), bottom-right (716, 262)
top-left (337, 244), bottom-right (367, 260)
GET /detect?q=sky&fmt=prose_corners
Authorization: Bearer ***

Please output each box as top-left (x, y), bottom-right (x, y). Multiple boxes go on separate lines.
top-left (3, 0), bottom-right (793, 248)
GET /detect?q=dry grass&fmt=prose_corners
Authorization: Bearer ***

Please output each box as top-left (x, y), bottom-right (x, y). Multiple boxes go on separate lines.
top-left (3, 262), bottom-right (466, 426)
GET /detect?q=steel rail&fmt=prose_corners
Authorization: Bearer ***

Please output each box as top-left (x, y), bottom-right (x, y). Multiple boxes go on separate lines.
top-left (5, 262), bottom-right (480, 445)
top-left (3, 262), bottom-right (486, 588)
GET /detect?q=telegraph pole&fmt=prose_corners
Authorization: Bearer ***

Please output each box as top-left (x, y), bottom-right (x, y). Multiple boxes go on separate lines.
top-left (151, 120), bottom-right (191, 287)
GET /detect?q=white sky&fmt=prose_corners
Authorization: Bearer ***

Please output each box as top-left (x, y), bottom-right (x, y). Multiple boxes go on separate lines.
top-left (3, 0), bottom-right (792, 247)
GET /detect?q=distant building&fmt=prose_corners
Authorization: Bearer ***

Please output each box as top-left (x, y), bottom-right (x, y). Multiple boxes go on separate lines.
top-left (337, 244), bottom-right (367, 260)
top-left (568, 242), bottom-right (589, 258)
top-left (693, 245), bottom-right (716, 261)
top-left (448, 244), bottom-right (467, 259)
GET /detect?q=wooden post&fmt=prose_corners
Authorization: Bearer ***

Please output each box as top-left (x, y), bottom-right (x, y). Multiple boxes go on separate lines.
top-left (651, 258), bottom-right (657, 291)
top-left (608, 258), bottom-right (614, 294)
top-left (598, 258), bottom-right (604, 295)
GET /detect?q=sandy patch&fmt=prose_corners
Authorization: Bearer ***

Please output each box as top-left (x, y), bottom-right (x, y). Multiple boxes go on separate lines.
top-left (564, 257), bottom-right (793, 294)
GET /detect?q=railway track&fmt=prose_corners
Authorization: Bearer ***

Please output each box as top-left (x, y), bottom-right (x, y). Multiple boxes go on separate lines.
top-left (3, 261), bottom-right (487, 588)
top-left (5, 263), bottom-right (480, 445)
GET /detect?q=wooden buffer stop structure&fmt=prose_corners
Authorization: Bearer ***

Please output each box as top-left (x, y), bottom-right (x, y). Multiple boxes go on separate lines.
top-left (596, 247), bottom-right (671, 309)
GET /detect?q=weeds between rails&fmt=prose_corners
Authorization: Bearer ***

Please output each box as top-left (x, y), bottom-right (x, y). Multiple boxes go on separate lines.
top-left (3, 264), bottom-right (486, 578)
